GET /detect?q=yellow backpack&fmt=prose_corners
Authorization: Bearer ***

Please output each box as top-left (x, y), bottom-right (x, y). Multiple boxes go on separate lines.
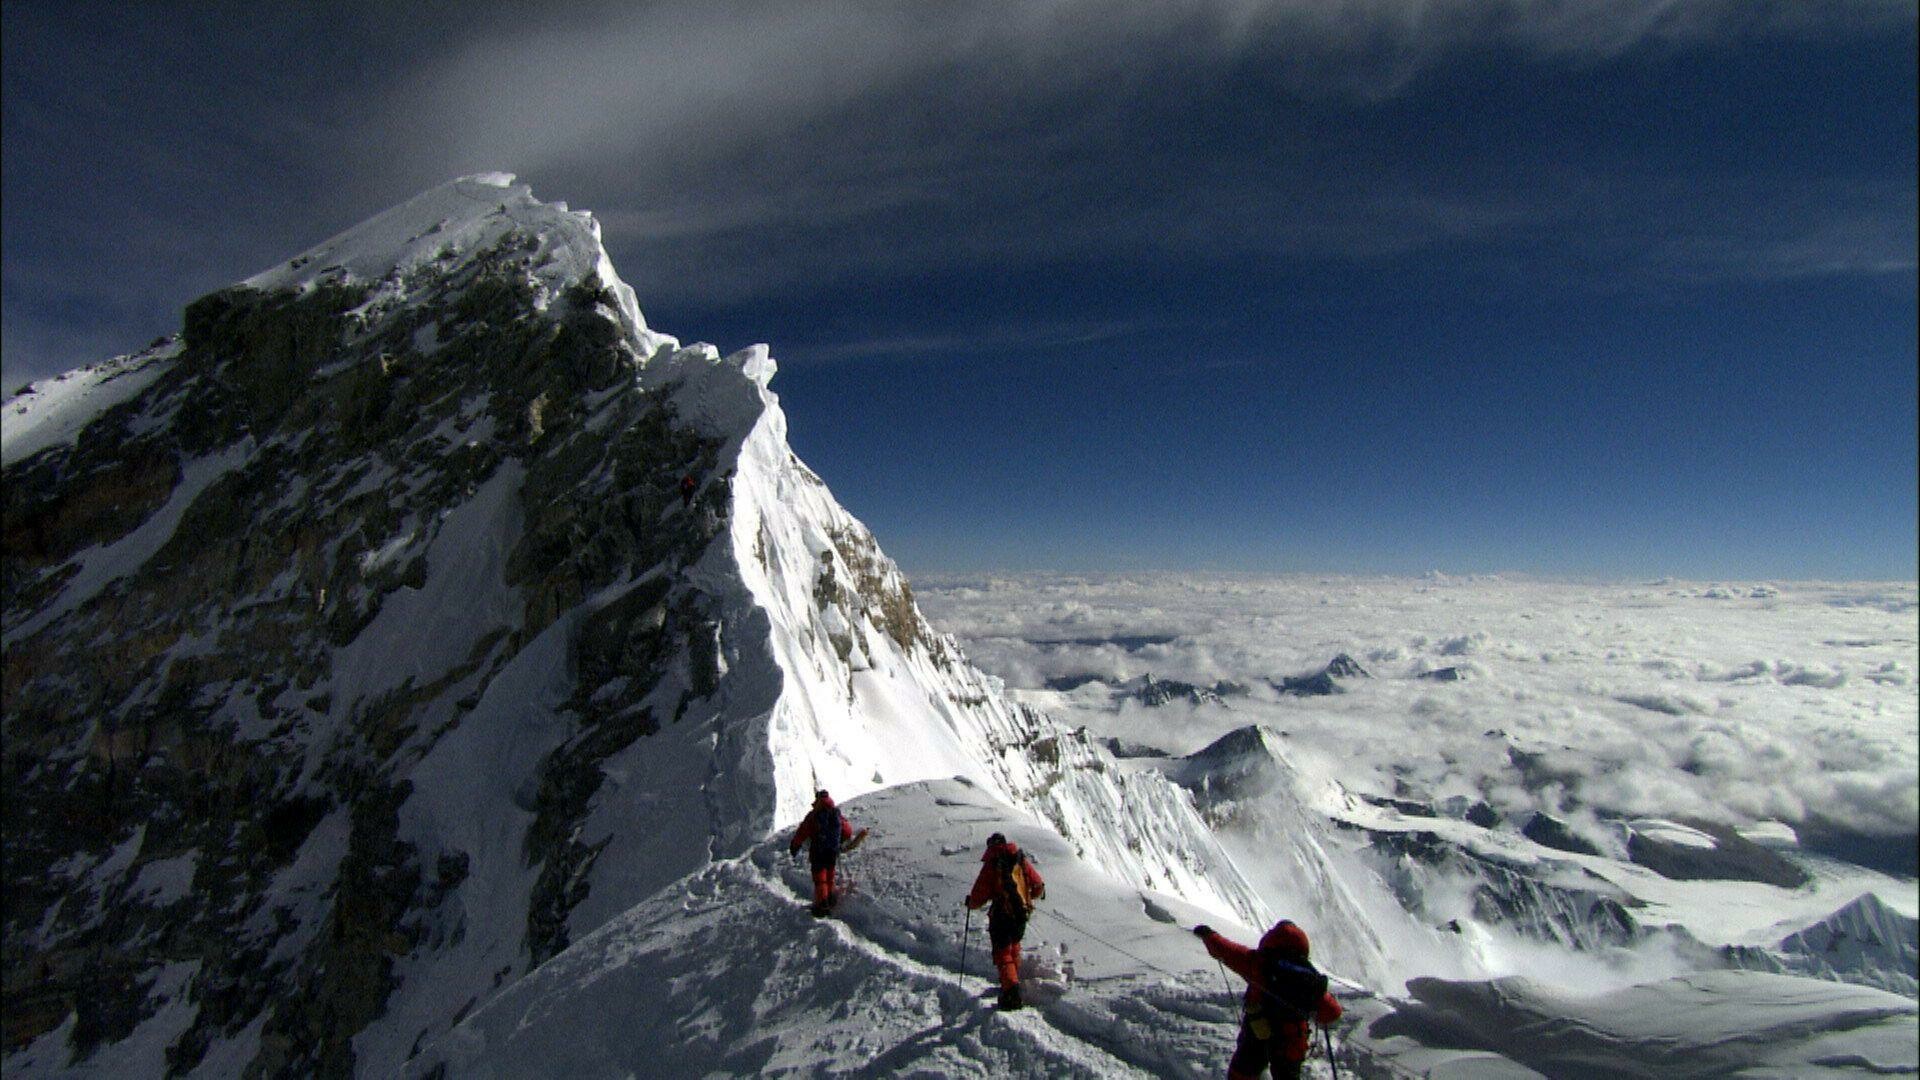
top-left (995, 850), bottom-right (1039, 914)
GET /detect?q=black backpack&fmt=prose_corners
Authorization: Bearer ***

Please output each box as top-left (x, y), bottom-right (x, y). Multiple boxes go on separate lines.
top-left (992, 849), bottom-right (1036, 914)
top-left (1258, 951), bottom-right (1328, 1022)
top-left (810, 806), bottom-right (843, 859)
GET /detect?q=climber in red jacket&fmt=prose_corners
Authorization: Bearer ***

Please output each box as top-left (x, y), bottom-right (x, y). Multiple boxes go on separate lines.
top-left (789, 790), bottom-right (856, 916)
top-left (1194, 920), bottom-right (1343, 1080)
top-left (965, 832), bottom-right (1046, 1010)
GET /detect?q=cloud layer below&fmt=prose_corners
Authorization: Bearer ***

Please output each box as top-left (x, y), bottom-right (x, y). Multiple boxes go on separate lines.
top-left (917, 573), bottom-right (1920, 850)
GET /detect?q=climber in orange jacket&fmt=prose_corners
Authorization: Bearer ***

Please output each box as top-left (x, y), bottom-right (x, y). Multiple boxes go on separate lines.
top-left (1194, 920), bottom-right (1343, 1080)
top-left (965, 832), bottom-right (1046, 1010)
top-left (789, 790), bottom-right (856, 916)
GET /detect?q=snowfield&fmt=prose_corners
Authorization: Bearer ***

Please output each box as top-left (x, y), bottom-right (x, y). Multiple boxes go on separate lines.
top-left (405, 779), bottom-right (1266, 1079)
top-left (407, 779), bottom-right (1916, 1079)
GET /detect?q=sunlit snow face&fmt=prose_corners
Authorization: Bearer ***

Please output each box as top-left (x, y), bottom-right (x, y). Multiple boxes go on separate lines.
top-left (917, 574), bottom-right (1919, 859)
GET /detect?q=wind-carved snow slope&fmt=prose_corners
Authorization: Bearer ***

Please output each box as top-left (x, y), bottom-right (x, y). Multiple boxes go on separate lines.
top-left (722, 367), bottom-right (1262, 922)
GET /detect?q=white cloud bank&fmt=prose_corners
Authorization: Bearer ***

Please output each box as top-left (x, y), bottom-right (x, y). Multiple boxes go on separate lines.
top-left (918, 573), bottom-right (1919, 847)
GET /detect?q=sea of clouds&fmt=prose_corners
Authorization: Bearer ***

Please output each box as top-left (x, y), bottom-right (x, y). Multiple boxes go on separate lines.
top-left (917, 574), bottom-right (1919, 868)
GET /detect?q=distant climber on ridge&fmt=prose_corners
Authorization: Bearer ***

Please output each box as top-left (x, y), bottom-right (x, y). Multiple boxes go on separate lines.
top-left (965, 832), bottom-right (1046, 1011)
top-left (679, 473), bottom-right (697, 508)
top-left (789, 790), bottom-right (856, 916)
top-left (1193, 920), bottom-right (1342, 1080)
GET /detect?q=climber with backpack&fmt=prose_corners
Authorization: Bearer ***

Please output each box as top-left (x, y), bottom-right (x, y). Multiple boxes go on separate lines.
top-left (789, 790), bottom-right (856, 917)
top-left (1193, 920), bottom-right (1343, 1080)
top-left (964, 832), bottom-right (1046, 1011)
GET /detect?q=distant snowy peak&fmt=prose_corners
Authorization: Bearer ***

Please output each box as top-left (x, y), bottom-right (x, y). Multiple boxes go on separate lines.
top-left (1771, 893), bottom-right (1919, 998)
top-left (1171, 724), bottom-right (1357, 820)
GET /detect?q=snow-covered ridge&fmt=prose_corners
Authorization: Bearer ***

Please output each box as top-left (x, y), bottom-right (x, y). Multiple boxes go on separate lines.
top-left (245, 172), bottom-right (668, 357)
top-left (4, 176), bottom-right (663, 473)
top-left (1, 341), bottom-right (177, 468)
top-left (649, 323), bottom-right (1268, 924)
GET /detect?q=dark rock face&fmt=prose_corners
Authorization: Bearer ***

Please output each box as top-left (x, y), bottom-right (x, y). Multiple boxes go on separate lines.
top-left (1272, 654), bottom-right (1369, 697)
top-left (1130, 674), bottom-right (1223, 708)
top-left (1523, 813), bottom-right (1604, 857)
top-left (1027, 633), bottom-right (1177, 651)
top-left (1273, 671), bottom-right (1339, 696)
top-left (1794, 815), bottom-right (1920, 878)
top-left (1101, 737), bottom-right (1169, 759)
top-left (1324, 653), bottom-right (1369, 679)
top-left (1363, 829), bottom-right (1661, 954)
top-left (1182, 725), bottom-right (1275, 769)
top-left (2, 231), bottom-right (728, 1073)
top-left (1052, 673), bottom-right (1246, 706)
top-left (1361, 793), bottom-right (1437, 818)
top-left (1417, 666), bottom-right (1465, 682)
top-left (824, 525), bottom-right (928, 656)
top-left (1626, 821), bottom-right (1810, 889)
top-left (1169, 725), bottom-right (1288, 810)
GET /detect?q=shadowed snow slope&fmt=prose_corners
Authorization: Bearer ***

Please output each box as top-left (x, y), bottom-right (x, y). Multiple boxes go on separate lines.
top-left (1761, 893), bottom-right (1919, 998)
top-left (1374, 970), bottom-right (1917, 1079)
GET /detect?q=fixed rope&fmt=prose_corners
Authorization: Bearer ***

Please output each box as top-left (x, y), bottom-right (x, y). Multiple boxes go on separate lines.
top-left (1033, 908), bottom-right (1212, 988)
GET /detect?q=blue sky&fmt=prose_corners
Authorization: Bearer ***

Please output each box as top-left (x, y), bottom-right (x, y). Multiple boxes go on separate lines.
top-left (4, 1), bottom-right (1914, 578)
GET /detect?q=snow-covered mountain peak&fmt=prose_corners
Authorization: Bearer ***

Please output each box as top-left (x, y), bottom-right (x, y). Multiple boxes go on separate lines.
top-left (3, 177), bottom-right (1264, 1076)
top-left (244, 173), bottom-right (668, 358)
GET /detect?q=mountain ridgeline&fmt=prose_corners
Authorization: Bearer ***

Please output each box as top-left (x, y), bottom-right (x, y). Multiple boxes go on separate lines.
top-left (1, 176), bottom-right (1261, 1077)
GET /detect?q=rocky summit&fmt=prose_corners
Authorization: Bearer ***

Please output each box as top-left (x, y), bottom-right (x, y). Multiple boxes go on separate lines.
top-left (1, 176), bottom-right (1258, 1078)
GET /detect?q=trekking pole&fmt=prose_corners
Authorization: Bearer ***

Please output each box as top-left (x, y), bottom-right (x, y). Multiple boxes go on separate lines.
top-left (959, 908), bottom-right (973, 982)
top-left (1323, 1024), bottom-right (1341, 1080)
top-left (1213, 959), bottom-right (1234, 1001)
